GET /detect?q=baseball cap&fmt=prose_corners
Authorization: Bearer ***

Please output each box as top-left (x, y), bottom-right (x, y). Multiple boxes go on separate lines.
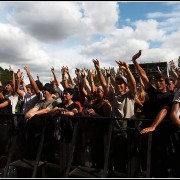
top-left (41, 83), bottom-right (55, 94)
top-left (115, 75), bottom-right (128, 84)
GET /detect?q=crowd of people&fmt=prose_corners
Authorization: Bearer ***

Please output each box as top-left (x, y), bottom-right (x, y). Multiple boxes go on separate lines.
top-left (0, 50), bottom-right (180, 177)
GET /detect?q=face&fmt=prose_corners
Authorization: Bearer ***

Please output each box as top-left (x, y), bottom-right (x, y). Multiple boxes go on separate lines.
top-left (5, 84), bottom-right (13, 93)
top-left (42, 89), bottom-right (51, 99)
top-left (26, 87), bottom-right (32, 94)
top-left (96, 86), bottom-right (104, 100)
top-left (137, 84), bottom-right (143, 92)
top-left (63, 92), bottom-right (73, 103)
top-left (52, 82), bottom-right (57, 91)
top-left (154, 78), bottom-right (167, 92)
top-left (115, 79), bottom-right (127, 94)
top-left (168, 80), bottom-right (175, 91)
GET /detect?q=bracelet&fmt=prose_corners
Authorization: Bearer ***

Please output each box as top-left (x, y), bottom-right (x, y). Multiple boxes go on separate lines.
top-left (91, 81), bottom-right (94, 83)
top-left (107, 74), bottom-right (111, 77)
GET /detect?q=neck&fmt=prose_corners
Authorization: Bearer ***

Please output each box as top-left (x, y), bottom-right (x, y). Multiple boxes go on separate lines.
top-left (66, 100), bottom-right (73, 106)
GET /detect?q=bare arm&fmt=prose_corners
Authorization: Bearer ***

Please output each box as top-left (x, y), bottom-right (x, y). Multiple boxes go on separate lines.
top-left (92, 59), bottom-right (109, 96)
top-left (0, 100), bottom-right (11, 109)
top-left (25, 107), bottom-right (52, 121)
top-left (81, 68), bottom-right (91, 94)
top-left (21, 75), bottom-right (27, 93)
top-left (90, 69), bottom-right (97, 93)
top-left (61, 66), bottom-right (69, 88)
top-left (140, 106), bottom-right (169, 134)
top-left (9, 65), bottom-right (16, 93)
top-left (66, 66), bottom-right (75, 86)
top-left (51, 66), bottom-right (60, 85)
top-left (116, 61), bottom-right (136, 94)
top-left (16, 69), bottom-right (25, 97)
top-left (24, 66), bottom-right (40, 94)
top-left (170, 102), bottom-right (180, 128)
top-left (132, 50), bottom-right (150, 90)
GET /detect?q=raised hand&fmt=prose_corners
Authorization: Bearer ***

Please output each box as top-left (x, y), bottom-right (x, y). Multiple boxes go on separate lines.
top-left (90, 69), bottom-right (96, 78)
top-left (37, 74), bottom-right (40, 81)
top-left (61, 66), bottom-right (66, 75)
top-left (16, 69), bottom-right (22, 79)
top-left (24, 66), bottom-right (30, 74)
top-left (92, 59), bottom-right (100, 70)
top-left (105, 67), bottom-right (111, 76)
top-left (132, 50), bottom-right (142, 61)
top-left (74, 68), bottom-right (81, 80)
top-left (51, 66), bottom-right (55, 73)
top-left (65, 66), bottom-right (70, 74)
top-left (81, 68), bottom-right (87, 78)
top-left (115, 60), bottom-right (129, 70)
top-left (9, 65), bottom-right (14, 72)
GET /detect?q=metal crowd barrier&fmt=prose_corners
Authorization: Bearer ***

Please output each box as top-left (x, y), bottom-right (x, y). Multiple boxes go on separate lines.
top-left (0, 113), bottom-right (175, 178)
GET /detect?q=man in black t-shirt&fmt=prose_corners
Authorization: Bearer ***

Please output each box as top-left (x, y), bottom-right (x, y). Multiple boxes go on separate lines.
top-left (132, 50), bottom-right (174, 177)
top-left (0, 86), bottom-right (12, 156)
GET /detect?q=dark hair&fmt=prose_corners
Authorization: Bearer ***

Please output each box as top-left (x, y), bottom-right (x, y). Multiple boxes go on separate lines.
top-left (41, 83), bottom-right (55, 94)
top-left (5, 81), bottom-right (13, 86)
top-left (154, 73), bottom-right (170, 85)
top-left (26, 84), bottom-right (32, 89)
top-left (63, 88), bottom-right (74, 96)
top-left (35, 80), bottom-right (43, 90)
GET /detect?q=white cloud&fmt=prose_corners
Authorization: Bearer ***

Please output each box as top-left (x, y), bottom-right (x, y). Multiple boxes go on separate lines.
top-left (0, 1), bottom-right (180, 84)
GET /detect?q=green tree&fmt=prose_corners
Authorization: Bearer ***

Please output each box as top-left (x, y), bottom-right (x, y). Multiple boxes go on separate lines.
top-left (0, 67), bottom-right (12, 85)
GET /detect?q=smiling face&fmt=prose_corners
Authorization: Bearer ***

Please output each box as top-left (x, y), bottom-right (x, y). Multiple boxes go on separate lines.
top-left (154, 77), bottom-right (167, 92)
top-left (63, 91), bottom-right (73, 104)
top-left (96, 86), bottom-right (104, 100)
top-left (115, 79), bottom-right (127, 94)
top-left (5, 83), bottom-right (13, 94)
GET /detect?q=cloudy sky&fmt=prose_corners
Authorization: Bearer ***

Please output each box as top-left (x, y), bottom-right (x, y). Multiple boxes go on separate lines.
top-left (0, 1), bottom-right (180, 84)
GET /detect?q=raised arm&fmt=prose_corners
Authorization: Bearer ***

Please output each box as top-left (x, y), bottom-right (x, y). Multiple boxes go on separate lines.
top-left (90, 69), bottom-right (97, 93)
top-left (24, 66), bottom-right (40, 94)
top-left (66, 66), bottom-right (75, 87)
top-left (15, 69), bottom-right (25, 97)
top-left (9, 65), bottom-right (16, 93)
top-left (61, 66), bottom-right (69, 88)
top-left (115, 60), bottom-right (136, 94)
top-left (81, 68), bottom-right (91, 94)
top-left (131, 50), bottom-right (150, 90)
top-left (92, 59), bottom-right (109, 96)
top-left (51, 66), bottom-right (60, 86)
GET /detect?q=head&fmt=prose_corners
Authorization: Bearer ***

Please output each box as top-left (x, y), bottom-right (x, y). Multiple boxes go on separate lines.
top-left (168, 77), bottom-right (176, 92)
top-left (96, 85), bottom-right (105, 100)
top-left (51, 80), bottom-right (58, 91)
top-left (26, 84), bottom-right (33, 95)
top-left (115, 75), bottom-right (128, 94)
top-left (35, 80), bottom-right (43, 90)
top-left (137, 83), bottom-right (144, 93)
top-left (0, 86), bottom-right (5, 99)
top-left (41, 83), bottom-right (55, 99)
top-left (63, 88), bottom-right (74, 103)
top-left (153, 73), bottom-right (169, 92)
top-left (5, 81), bottom-right (14, 94)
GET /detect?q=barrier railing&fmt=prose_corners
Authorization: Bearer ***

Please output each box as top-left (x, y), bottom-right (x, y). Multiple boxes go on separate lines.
top-left (0, 113), bottom-right (175, 178)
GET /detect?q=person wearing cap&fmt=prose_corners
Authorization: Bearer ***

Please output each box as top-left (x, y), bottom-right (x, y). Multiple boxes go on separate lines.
top-left (132, 50), bottom-right (174, 177)
top-left (25, 83), bottom-right (57, 121)
top-left (93, 56), bottom-right (137, 175)
top-left (16, 68), bottom-right (44, 114)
